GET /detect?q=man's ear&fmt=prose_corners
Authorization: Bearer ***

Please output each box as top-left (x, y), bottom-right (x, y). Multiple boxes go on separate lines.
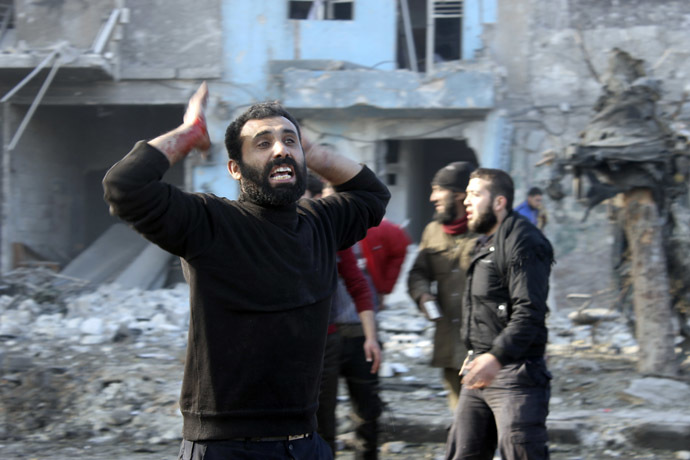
top-left (493, 195), bottom-right (507, 213)
top-left (228, 160), bottom-right (242, 180)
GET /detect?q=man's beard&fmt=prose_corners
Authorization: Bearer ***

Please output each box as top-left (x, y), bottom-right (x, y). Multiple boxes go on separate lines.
top-left (433, 193), bottom-right (458, 225)
top-left (238, 157), bottom-right (306, 207)
top-left (468, 206), bottom-right (498, 234)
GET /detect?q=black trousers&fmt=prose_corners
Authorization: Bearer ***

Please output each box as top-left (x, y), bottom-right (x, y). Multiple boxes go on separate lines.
top-left (445, 357), bottom-right (551, 460)
top-left (317, 329), bottom-right (382, 460)
top-left (316, 332), bottom-right (343, 453)
top-left (177, 433), bottom-right (332, 460)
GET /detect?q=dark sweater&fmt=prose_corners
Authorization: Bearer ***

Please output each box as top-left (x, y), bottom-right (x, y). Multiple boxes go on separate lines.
top-left (102, 142), bottom-right (390, 440)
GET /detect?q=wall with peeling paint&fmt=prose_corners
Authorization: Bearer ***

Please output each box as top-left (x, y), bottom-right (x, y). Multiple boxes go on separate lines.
top-left (463, 0), bottom-right (498, 59)
top-left (1, 103), bottom-right (184, 268)
top-left (220, 0), bottom-right (397, 104)
top-left (490, 0), bottom-right (690, 220)
top-left (119, 0), bottom-right (222, 79)
top-left (15, 0), bottom-right (114, 50)
top-left (2, 0), bottom-right (688, 275)
top-left (197, 1), bottom-right (500, 238)
top-left (485, 0), bottom-right (690, 307)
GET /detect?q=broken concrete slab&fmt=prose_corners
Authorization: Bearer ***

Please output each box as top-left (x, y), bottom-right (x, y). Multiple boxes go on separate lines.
top-left (627, 422), bottom-right (690, 451)
top-left (113, 243), bottom-right (172, 290)
top-left (623, 377), bottom-right (690, 406)
top-left (547, 420), bottom-right (584, 445)
top-left (59, 224), bottom-right (149, 285)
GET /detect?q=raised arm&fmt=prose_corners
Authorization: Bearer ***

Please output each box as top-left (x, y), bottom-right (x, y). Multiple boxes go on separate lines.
top-left (302, 138), bottom-right (362, 186)
top-left (149, 82), bottom-right (211, 165)
top-left (102, 82), bottom-right (216, 258)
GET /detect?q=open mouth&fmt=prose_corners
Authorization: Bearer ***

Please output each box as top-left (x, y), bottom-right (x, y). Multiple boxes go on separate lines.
top-left (269, 165), bottom-right (294, 182)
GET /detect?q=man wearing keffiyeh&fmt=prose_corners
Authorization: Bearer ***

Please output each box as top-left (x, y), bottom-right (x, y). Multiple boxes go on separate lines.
top-left (407, 161), bottom-right (477, 410)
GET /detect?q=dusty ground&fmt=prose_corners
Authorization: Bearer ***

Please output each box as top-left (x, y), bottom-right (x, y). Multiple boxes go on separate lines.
top-left (2, 335), bottom-right (687, 460)
top-left (1, 238), bottom-right (689, 459)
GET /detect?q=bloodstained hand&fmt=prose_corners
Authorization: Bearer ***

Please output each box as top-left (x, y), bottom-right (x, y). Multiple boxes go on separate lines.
top-left (150, 82), bottom-right (211, 165)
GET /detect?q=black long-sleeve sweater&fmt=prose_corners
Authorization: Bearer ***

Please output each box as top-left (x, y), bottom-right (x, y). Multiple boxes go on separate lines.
top-left (102, 142), bottom-right (390, 440)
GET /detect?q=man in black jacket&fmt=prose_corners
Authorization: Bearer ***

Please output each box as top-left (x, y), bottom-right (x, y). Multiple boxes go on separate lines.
top-left (444, 168), bottom-right (553, 460)
top-left (103, 83), bottom-right (390, 460)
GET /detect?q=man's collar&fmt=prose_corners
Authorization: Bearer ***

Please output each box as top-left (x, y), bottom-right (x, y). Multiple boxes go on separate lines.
top-left (477, 233), bottom-right (494, 248)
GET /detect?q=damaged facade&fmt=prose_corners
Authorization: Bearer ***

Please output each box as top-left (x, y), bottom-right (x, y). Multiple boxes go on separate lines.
top-left (0, 0), bottom-right (689, 302)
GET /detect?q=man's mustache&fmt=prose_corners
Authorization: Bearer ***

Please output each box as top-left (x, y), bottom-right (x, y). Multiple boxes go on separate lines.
top-left (265, 156), bottom-right (299, 173)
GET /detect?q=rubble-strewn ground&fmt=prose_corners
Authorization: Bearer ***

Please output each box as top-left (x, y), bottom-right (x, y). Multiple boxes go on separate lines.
top-left (1, 243), bottom-right (689, 460)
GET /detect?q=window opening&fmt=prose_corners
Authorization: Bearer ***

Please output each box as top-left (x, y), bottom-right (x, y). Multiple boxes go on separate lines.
top-left (384, 140), bottom-right (400, 186)
top-left (0, 0), bottom-right (14, 45)
top-left (289, 0), bottom-right (354, 20)
top-left (386, 140), bottom-right (400, 164)
top-left (426, 0), bottom-right (462, 71)
top-left (396, 0), bottom-right (463, 72)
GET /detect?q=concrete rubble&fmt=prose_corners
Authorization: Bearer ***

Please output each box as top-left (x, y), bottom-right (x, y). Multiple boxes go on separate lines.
top-left (0, 253), bottom-right (689, 459)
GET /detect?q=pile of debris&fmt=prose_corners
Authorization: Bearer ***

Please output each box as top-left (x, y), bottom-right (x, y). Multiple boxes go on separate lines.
top-left (0, 267), bottom-right (189, 444)
top-left (1, 260), bottom-right (689, 459)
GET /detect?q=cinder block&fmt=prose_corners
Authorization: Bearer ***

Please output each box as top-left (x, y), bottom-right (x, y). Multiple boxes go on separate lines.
top-left (627, 422), bottom-right (690, 450)
top-left (547, 420), bottom-right (583, 444)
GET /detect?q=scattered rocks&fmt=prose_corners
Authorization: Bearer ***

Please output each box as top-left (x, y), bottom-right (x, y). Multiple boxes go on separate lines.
top-left (568, 307), bottom-right (620, 325)
top-left (623, 377), bottom-right (690, 406)
top-left (0, 264), bottom-right (689, 459)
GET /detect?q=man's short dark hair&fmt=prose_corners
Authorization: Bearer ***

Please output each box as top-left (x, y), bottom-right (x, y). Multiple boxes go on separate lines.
top-left (224, 102), bottom-right (302, 162)
top-left (470, 168), bottom-right (515, 211)
top-left (527, 187), bottom-right (543, 197)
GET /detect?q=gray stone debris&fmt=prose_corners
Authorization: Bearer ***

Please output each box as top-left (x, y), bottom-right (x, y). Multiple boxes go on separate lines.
top-left (0, 264), bottom-right (689, 459)
top-left (623, 377), bottom-right (690, 407)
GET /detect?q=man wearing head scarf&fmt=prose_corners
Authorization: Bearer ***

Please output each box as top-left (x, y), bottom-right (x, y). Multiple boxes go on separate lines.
top-left (407, 161), bottom-right (477, 410)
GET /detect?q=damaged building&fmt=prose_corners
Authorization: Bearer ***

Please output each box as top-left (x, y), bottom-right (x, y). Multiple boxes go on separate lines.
top-left (545, 48), bottom-right (689, 374)
top-left (0, 0), bottom-right (688, 301)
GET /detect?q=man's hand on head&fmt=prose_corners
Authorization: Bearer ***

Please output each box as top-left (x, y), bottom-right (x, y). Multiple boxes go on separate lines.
top-left (299, 136), bottom-right (362, 186)
top-left (300, 134), bottom-right (314, 157)
top-left (301, 137), bottom-right (331, 173)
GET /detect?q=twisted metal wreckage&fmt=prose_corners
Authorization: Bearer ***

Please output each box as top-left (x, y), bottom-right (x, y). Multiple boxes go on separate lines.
top-left (543, 48), bottom-right (690, 375)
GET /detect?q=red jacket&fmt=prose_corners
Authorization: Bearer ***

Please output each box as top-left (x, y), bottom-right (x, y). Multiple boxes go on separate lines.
top-left (359, 219), bottom-right (411, 295)
top-left (337, 247), bottom-right (374, 313)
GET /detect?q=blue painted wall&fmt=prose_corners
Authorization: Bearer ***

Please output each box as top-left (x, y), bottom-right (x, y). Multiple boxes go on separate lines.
top-left (203, 0), bottom-right (500, 200)
top-left (482, 110), bottom-right (511, 169)
top-left (221, 0), bottom-right (398, 105)
top-left (463, 0), bottom-right (498, 59)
